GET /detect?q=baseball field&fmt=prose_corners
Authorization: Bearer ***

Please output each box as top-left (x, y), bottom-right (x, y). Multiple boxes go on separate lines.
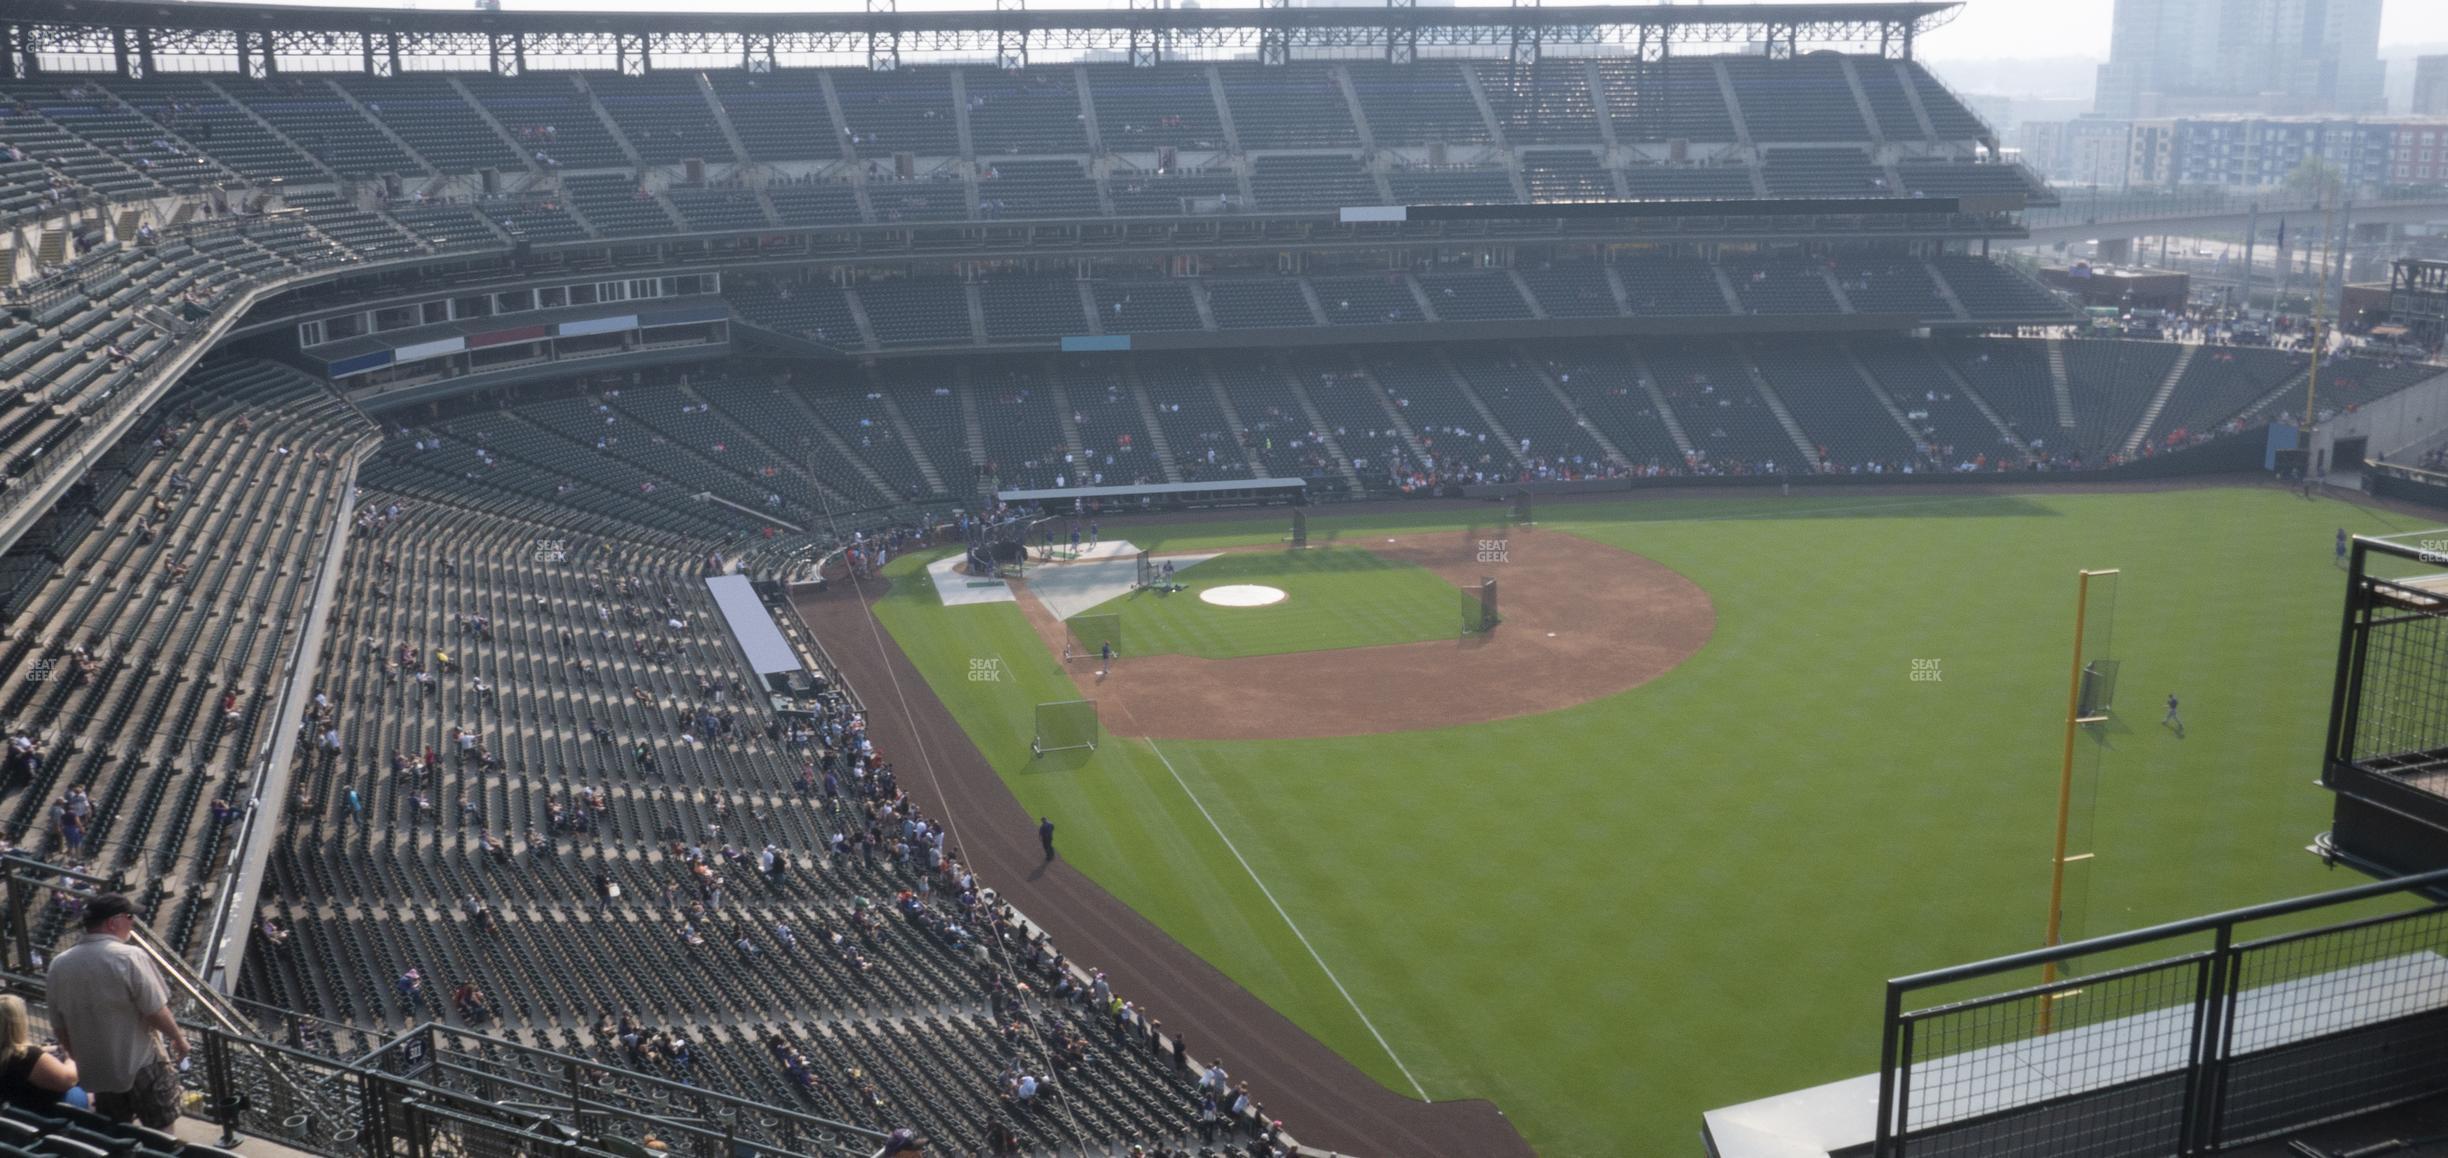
top-left (862, 485), bottom-right (2426, 1155)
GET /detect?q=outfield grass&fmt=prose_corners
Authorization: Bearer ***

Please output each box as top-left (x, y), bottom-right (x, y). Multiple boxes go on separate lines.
top-left (1077, 546), bottom-right (1463, 659)
top-left (872, 487), bottom-right (2430, 1155)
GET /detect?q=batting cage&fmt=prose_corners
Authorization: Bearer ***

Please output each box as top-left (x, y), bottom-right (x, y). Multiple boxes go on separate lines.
top-left (2077, 659), bottom-right (2122, 721)
top-left (1507, 488), bottom-right (1534, 530)
top-left (1064, 613), bottom-right (1122, 665)
top-left (1031, 699), bottom-right (1099, 757)
top-left (1459, 576), bottom-right (1500, 638)
top-left (1135, 549), bottom-right (1155, 590)
top-left (1288, 509), bottom-right (1308, 549)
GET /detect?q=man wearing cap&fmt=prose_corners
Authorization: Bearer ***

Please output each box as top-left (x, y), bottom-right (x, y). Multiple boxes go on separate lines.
top-left (47, 893), bottom-right (189, 1127)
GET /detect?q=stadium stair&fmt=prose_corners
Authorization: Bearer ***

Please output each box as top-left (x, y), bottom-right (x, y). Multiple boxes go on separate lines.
top-left (1068, 64), bottom-right (1107, 154)
top-left (948, 71), bottom-right (978, 159)
top-left (1581, 61), bottom-right (1620, 149)
top-left (1508, 270), bottom-right (1550, 320)
top-left (1186, 282), bottom-right (1221, 331)
top-left (1333, 68), bottom-right (1376, 153)
top-left (327, 80), bottom-right (439, 178)
top-left (1929, 348), bottom-right (2034, 459)
top-left (962, 285), bottom-right (988, 347)
top-left (1733, 347), bottom-right (1824, 468)
top-left (1822, 268), bottom-right (1857, 314)
top-left (1457, 64), bottom-right (1509, 149)
top-left (1599, 265), bottom-right (1635, 313)
top-left (1293, 278), bottom-right (1332, 327)
top-left (1837, 59), bottom-right (1884, 146)
top-left (1708, 265), bottom-right (1745, 314)
top-left (2243, 365), bottom-right (2315, 425)
top-left (1044, 372), bottom-right (1088, 461)
top-left (1841, 345), bottom-right (1943, 454)
top-left (1888, 60), bottom-right (1945, 140)
top-left (1524, 358), bottom-right (1632, 470)
top-left (2122, 343), bottom-right (2197, 457)
top-left (695, 73), bottom-right (756, 165)
top-left (810, 72), bottom-right (858, 165)
top-left (676, 379), bottom-right (875, 510)
top-left (796, 287), bottom-right (867, 353)
top-left (1237, 360), bottom-right (1352, 491)
top-left (199, 79), bottom-right (339, 184)
top-left (1712, 60), bottom-right (1757, 150)
top-left (571, 75), bottom-right (645, 168)
top-left (1121, 365), bottom-right (1187, 485)
top-left (1430, 347), bottom-right (1525, 457)
top-left (1324, 359), bottom-right (1427, 466)
top-left (2045, 338), bottom-right (2078, 431)
top-left (443, 76), bottom-right (541, 174)
top-left (1923, 259), bottom-right (1974, 321)
top-left (1195, 359), bottom-right (1278, 479)
top-left (875, 394), bottom-right (949, 496)
top-left (957, 374), bottom-right (989, 487)
top-left (1629, 347), bottom-right (1699, 460)
top-left (1073, 283), bottom-right (1104, 336)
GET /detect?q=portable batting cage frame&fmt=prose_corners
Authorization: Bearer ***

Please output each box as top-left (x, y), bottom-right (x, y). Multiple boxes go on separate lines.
top-left (2076, 659), bottom-right (2121, 721)
top-left (1288, 509), bottom-right (1309, 549)
top-left (1134, 549), bottom-right (1155, 590)
top-left (1460, 576), bottom-right (1500, 637)
top-left (1064, 613), bottom-right (1122, 665)
top-left (1031, 700), bottom-right (1099, 757)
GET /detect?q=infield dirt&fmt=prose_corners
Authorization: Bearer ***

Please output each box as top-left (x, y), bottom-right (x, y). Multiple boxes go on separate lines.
top-left (1006, 529), bottom-right (1716, 740)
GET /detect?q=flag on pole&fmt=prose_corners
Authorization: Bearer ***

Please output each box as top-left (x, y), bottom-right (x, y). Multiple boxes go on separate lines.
top-left (2276, 218), bottom-right (2286, 249)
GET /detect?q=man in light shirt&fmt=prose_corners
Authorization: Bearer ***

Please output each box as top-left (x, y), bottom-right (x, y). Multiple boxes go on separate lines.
top-left (48, 894), bottom-right (189, 1127)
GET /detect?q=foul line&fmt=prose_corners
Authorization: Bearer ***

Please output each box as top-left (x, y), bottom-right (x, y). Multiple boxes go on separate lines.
top-left (1138, 734), bottom-right (1432, 1103)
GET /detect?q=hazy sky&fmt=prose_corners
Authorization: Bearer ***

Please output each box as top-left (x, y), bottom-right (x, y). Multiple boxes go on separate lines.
top-left (218, 0), bottom-right (2448, 62)
top-left (1923, 0), bottom-right (2448, 61)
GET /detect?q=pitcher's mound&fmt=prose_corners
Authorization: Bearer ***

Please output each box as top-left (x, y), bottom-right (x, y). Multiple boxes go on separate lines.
top-left (1200, 584), bottom-right (1288, 608)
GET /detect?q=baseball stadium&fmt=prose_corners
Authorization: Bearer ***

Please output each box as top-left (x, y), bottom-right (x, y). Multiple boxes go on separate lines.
top-left (1, 0), bottom-right (2447, 1156)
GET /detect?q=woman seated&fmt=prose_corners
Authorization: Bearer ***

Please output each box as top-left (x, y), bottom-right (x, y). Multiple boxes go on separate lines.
top-left (0, 996), bottom-right (76, 1113)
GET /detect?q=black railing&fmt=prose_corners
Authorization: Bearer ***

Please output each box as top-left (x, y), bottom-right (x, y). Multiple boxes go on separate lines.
top-left (0, 972), bottom-right (889, 1158)
top-left (1872, 866), bottom-right (2448, 1157)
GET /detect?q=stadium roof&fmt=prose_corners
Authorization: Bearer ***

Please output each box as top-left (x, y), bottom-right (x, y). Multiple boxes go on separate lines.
top-left (9, 1), bottom-right (1958, 37)
top-left (5, 1), bottom-right (1961, 71)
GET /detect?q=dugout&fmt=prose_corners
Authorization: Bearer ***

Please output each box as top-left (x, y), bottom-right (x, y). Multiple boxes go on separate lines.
top-left (995, 478), bottom-right (1307, 513)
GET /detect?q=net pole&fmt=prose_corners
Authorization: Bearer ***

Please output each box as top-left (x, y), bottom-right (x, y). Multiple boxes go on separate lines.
top-left (2041, 568), bottom-right (2116, 1033)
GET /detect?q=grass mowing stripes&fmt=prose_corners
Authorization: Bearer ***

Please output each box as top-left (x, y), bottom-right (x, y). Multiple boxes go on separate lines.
top-left (876, 487), bottom-right (2412, 1155)
top-left (1079, 546), bottom-right (1463, 658)
top-left (867, 561), bottom-right (1411, 1080)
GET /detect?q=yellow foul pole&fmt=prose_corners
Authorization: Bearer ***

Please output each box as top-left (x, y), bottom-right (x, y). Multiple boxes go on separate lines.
top-left (2041, 569), bottom-right (2113, 1033)
top-left (2306, 196), bottom-right (2335, 429)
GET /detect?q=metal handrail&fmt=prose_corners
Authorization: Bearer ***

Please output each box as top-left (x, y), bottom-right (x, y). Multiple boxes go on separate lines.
top-left (1888, 864), bottom-right (2448, 989)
